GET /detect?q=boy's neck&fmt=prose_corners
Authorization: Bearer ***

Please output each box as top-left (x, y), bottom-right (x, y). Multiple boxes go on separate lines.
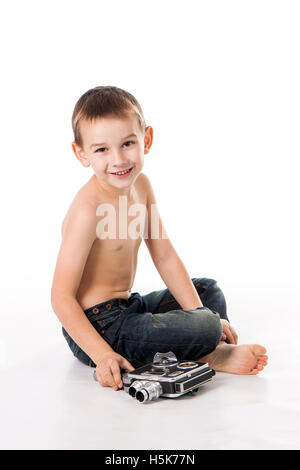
top-left (92, 174), bottom-right (135, 201)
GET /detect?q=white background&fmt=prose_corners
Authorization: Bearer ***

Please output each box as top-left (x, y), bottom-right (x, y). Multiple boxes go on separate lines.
top-left (0, 0), bottom-right (299, 450)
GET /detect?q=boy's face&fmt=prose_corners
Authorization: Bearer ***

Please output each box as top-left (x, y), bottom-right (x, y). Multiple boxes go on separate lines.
top-left (72, 114), bottom-right (153, 195)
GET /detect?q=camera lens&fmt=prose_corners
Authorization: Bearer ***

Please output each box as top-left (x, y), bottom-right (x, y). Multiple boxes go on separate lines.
top-left (134, 381), bottom-right (163, 403)
top-left (128, 387), bottom-right (136, 397)
top-left (136, 390), bottom-right (148, 402)
top-left (128, 380), bottom-right (149, 398)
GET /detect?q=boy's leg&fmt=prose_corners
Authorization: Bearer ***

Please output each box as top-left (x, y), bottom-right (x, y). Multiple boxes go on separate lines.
top-left (141, 277), bottom-right (228, 321)
top-left (61, 279), bottom-right (227, 368)
top-left (111, 278), bottom-right (226, 366)
top-left (116, 301), bottom-right (223, 366)
top-left (61, 297), bottom-right (133, 368)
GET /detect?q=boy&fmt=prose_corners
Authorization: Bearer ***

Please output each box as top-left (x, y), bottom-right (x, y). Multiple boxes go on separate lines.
top-left (51, 86), bottom-right (268, 391)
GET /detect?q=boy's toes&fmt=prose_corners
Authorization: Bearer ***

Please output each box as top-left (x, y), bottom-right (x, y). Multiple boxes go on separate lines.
top-left (257, 357), bottom-right (268, 365)
top-left (258, 354), bottom-right (268, 362)
top-left (252, 344), bottom-right (267, 356)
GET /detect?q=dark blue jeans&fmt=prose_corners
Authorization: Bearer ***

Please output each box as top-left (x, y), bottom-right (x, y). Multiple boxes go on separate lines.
top-left (62, 277), bottom-right (228, 369)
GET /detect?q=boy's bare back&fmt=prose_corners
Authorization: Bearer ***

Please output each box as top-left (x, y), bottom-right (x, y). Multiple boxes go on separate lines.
top-left (60, 173), bottom-right (148, 310)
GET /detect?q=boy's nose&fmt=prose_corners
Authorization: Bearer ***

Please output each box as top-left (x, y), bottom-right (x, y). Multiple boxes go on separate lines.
top-left (111, 150), bottom-right (127, 165)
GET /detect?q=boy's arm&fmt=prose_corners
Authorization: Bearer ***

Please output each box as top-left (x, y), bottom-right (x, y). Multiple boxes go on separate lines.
top-left (51, 202), bottom-right (114, 365)
top-left (142, 175), bottom-right (204, 310)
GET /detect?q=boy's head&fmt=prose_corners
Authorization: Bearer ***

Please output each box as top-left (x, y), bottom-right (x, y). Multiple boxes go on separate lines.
top-left (71, 86), bottom-right (153, 193)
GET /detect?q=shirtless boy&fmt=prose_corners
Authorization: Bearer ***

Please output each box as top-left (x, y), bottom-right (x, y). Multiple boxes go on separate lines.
top-left (51, 86), bottom-right (268, 392)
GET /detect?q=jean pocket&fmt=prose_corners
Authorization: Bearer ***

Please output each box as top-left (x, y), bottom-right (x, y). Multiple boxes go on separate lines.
top-left (94, 312), bottom-right (122, 334)
top-left (94, 312), bottom-right (124, 350)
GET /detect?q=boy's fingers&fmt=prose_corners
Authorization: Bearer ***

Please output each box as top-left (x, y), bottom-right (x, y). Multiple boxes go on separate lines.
top-left (111, 362), bottom-right (122, 389)
top-left (123, 358), bottom-right (135, 371)
top-left (101, 366), bottom-right (116, 388)
top-left (225, 328), bottom-right (235, 344)
top-left (232, 330), bottom-right (238, 344)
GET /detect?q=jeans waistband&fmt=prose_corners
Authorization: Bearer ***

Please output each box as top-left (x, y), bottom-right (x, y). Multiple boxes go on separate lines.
top-left (83, 292), bottom-right (141, 318)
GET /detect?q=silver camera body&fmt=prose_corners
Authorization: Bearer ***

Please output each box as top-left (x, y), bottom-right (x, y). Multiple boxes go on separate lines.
top-left (122, 352), bottom-right (215, 403)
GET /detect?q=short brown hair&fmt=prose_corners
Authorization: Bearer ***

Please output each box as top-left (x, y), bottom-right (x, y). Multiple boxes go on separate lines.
top-left (72, 86), bottom-right (146, 148)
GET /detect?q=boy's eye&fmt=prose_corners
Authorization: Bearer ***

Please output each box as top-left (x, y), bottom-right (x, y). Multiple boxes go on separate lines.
top-left (94, 141), bottom-right (135, 153)
top-left (123, 140), bottom-right (135, 147)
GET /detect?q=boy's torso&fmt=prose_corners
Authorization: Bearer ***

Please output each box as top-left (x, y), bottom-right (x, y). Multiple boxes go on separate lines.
top-left (61, 174), bottom-right (147, 310)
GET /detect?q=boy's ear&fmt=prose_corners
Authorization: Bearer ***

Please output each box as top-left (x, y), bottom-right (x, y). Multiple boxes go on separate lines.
top-left (71, 141), bottom-right (90, 168)
top-left (144, 126), bottom-right (153, 154)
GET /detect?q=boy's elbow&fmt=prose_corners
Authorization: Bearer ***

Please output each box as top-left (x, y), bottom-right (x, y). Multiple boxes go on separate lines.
top-left (51, 284), bottom-right (61, 309)
top-left (51, 289), bottom-right (75, 310)
top-left (51, 291), bottom-right (61, 310)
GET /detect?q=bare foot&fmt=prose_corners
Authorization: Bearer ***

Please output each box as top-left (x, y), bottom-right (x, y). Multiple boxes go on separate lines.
top-left (200, 343), bottom-right (268, 375)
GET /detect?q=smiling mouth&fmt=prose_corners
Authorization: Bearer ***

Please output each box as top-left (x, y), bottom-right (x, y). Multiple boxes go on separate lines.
top-left (109, 167), bottom-right (133, 175)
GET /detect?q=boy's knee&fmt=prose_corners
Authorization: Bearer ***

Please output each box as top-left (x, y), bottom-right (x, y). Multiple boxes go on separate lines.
top-left (192, 277), bottom-right (217, 287)
top-left (196, 308), bottom-right (222, 349)
top-left (192, 277), bottom-right (218, 296)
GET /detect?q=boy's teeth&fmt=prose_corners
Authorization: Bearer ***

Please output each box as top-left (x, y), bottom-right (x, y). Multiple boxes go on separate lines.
top-left (114, 168), bottom-right (131, 175)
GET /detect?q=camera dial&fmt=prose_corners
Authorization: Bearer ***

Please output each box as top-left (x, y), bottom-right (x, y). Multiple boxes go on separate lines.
top-left (177, 361), bottom-right (198, 370)
top-left (152, 351), bottom-right (178, 370)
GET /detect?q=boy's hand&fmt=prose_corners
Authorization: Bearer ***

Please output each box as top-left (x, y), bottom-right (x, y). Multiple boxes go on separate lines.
top-left (220, 319), bottom-right (238, 344)
top-left (95, 352), bottom-right (135, 391)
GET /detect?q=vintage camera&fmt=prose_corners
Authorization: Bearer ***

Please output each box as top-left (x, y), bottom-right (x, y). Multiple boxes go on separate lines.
top-left (121, 352), bottom-right (215, 403)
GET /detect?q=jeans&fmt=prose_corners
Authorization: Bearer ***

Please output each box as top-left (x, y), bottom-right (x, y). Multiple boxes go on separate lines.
top-left (62, 277), bottom-right (228, 369)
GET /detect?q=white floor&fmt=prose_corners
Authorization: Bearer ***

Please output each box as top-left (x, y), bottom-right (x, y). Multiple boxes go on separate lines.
top-left (1, 284), bottom-right (299, 450)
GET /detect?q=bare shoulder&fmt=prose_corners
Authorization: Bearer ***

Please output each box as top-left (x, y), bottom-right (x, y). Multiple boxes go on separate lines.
top-left (62, 202), bottom-right (97, 240)
top-left (60, 177), bottom-right (100, 236)
top-left (137, 172), bottom-right (158, 206)
top-left (135, 172), bottom-right (153, 201)
top-left (136, 172), bottom-right (150, 186)
top-left (137, 172), bottom-right (156, 190)
top-left (61, 190), bottom-right (97, 239)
